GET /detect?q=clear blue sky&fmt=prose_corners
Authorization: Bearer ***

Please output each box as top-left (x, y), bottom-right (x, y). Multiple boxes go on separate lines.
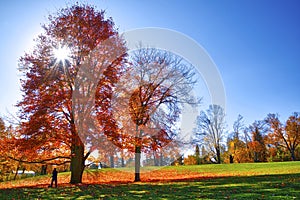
top-left (0, 0), bottom-right (299, 130)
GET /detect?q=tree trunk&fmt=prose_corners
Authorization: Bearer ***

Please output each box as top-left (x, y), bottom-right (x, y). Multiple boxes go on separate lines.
top-left (159, 151), bottom-right (163, 166)
top-left (21, 167), bottom-right (26, 178)
top-left (134, 145), bottom-right (141, 182)
top-left (110, 154), bottom-right (115, 168)
top-left (153, 151), bottom-right (158, 166)
top-left (290, 148), bottom-right (296, 161)
top-left (229, 155), bottom-right (234, 163)
top-left (216, 146), bottom-right (221, 164)
top-left (13, 164), bottom-right (20, 180)
top-left (254, 152), bottom-right (259, 162)
top-left (121, 157), bottom-right (125, 167)
top-left (70, 136), bottom-right (85, 184)
top-left (40, 165), bottom-right (47, 175)
top-left (121, 150), bottom-right (125, 167)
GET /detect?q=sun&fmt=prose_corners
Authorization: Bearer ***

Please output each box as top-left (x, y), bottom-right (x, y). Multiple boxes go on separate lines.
top-left (53, 45), bottom-right (71, 62)
top-left (48, 44), bottom-right (72, 78)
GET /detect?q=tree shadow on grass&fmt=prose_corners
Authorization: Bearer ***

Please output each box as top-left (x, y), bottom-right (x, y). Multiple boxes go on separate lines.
top-left (0, 173), bottom-right (299, 199)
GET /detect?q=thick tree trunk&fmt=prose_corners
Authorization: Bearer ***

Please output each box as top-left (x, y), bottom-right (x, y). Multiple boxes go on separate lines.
top-left (134, 145), bottom-right (141, 182)
top-left (70, 136), bottom-right (85, 184)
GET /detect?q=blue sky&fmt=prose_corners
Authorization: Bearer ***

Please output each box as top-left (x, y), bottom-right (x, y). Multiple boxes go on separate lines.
top-left (0, 0), bottom-right (299, 130)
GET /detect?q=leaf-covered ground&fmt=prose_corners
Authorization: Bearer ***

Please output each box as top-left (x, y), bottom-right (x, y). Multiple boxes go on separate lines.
top-left (0, 162), bottom-right (299, 199)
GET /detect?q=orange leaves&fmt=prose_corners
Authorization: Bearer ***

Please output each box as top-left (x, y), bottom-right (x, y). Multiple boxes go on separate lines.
top-left (16, 4), bottom-right (127, 183)
top-left (267, 113), bottom-right (300, 160)
top-left (184, 155), bottom-right (197, 165)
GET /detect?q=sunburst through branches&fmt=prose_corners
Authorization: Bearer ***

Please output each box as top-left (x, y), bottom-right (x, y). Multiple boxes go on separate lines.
top-left (53, 45), bottom-right (71, 63)
top-left (48, 44), bottom-right (73, 80)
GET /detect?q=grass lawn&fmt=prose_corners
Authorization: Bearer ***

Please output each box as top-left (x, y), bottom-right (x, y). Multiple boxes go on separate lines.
top-left (0, 162), bottom-right (299, 199)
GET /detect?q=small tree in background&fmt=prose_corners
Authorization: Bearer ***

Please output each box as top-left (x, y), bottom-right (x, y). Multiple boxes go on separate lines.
top-left (226, 114), bottom-right (249, 163)
top-left (248, 121), bottom-right (268, 162)
top-left (184, 155), bottom-right (197, 165)
top-left (195, 104), bottom-right (226, 164)
top-left (266, 113), bottom-right (300, 161)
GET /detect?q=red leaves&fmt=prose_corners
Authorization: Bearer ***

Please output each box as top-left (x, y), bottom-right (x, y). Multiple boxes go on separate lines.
top-left (16, 4), bottom-right (126, 175)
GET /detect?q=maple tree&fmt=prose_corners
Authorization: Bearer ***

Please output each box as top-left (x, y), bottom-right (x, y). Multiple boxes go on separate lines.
top-left (0, 117), bottom-right (9, 181)
top-left (226, 115), bottom-right (252, 163)
top-left (266, 113), bottom-right (300, 161)
top-left (106, 47), bottom-right (199, 181)
top-left (226, 138), bottom-right (250, 163)
top-left (16, 4), bottom-right (126, 184)
top-left (247, 120), bottom-right (268, 162)
top-left (0, 118), bottom-right (23, 181)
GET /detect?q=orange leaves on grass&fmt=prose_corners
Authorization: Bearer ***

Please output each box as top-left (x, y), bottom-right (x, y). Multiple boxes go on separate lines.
top-left (0, 168), bottom-right (220, 189)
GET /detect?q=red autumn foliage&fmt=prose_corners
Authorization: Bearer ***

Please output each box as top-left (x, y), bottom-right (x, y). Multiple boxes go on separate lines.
top-left (16, 4), bottom-right (126, 184)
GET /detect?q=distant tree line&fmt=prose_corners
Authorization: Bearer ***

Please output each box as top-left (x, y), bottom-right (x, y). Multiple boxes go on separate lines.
top-left (185, 108), bottom-right (300, 165)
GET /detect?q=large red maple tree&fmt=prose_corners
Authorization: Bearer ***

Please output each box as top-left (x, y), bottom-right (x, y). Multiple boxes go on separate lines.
top-left (17, 4), bottom-right (126, 184)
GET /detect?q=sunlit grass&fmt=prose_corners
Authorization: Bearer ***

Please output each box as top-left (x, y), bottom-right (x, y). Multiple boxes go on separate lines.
top-left (0, 162), bottom-right (300, 199)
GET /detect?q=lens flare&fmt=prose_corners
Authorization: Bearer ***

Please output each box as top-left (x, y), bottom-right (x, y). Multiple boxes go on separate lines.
top-left (53, 45), bottom-right (70, 62)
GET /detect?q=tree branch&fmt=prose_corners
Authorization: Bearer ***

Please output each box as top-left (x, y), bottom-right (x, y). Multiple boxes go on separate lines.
top-left (8, 155), bottom-right (70, 164)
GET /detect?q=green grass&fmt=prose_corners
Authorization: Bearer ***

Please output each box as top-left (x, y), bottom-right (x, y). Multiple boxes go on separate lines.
top-left (169, 161), bottom-right (300, 175)
top-left (0, 162), bottom-right (300, 199)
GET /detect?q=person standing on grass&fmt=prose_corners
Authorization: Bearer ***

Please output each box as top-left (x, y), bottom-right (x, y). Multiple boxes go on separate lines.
top-left (50, 168), bottom-right (58, 188)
